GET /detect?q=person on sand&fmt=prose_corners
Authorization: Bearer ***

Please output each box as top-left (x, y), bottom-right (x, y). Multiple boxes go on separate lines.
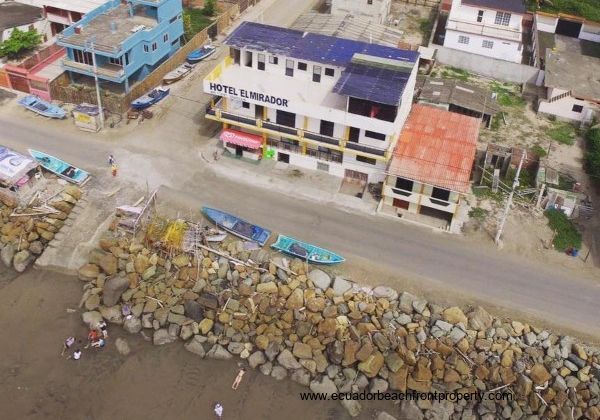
top-left (86, 329), bottom-right (99, 349)
top-left (231, 368), bottom-right (246, 390)
top-left (91, 338), bottom-right (106, 348)
top-left (61, 336), bottom-right (75, 356)
top-left (108, 154), bottom-right (115, 166)
top-left (214, 403), bottom-right (223, 419)
top-left (97, 320), bottom-right (108, 338)
top-left (68, 348), bottom-right (82, 361)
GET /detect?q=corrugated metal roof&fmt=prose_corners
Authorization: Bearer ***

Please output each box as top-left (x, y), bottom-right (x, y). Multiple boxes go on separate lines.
top-left (333, 62), bottom-right (409, 106)
top-left (462, 0), bottom-right (526, 14)
top-left (225, 21), bottom-right (419, 67)
top-left (417, 77), bottom-right (501, 115)
top-left (389, 104), bottom-right (479, 193)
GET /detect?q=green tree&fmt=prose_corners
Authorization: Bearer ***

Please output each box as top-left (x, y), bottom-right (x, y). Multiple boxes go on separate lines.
top-left (202, 0), bottom-right (216, 16)
top-left (0, 28), bottom-right (42, 59)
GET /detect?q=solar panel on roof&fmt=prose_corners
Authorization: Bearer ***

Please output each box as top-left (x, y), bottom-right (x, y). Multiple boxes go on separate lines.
top-left (225, 21), bottom-right (419, 68)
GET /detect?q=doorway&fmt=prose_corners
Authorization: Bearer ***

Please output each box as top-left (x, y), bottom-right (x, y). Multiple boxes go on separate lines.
top-left (255, 105), bottom-right (264, 119)
top-left (277, 152), bottom-right (289, 163)
top-left (556, 19), bottom-right (582, 38)
top-left (235, 146), bottom-right (243, 157)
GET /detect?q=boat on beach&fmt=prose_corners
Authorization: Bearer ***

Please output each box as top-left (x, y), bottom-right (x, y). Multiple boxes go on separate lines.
top-left (202, 207), bottom-right (271, 246)
top-left (186, 45), bottom-right (216, 64)
top-left (18, 95), bottom-right (66, 119)
top-left (271, 234), bottom-right (345, 265)
top-left (28, 149), bottom-right (90, 185)
top-left (130, 86), bottom-right (170, 110)
top-left (163, 63), bottom-right (194, 84)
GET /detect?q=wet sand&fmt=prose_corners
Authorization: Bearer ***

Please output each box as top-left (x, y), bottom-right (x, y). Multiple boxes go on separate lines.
top-left (0, 268), bottom-right (398, 419)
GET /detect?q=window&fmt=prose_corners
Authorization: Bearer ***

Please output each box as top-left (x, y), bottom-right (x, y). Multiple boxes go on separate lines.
top-left (73, 50), bottom-right (92, 65)
top-left (297, 62), bottom-right (307, 71)
top-left (169, 16), bottom-right (177, 23)
top-left (313, 65), bottom-right (321, 82)
top-left (572, 104), bottom-right (583, 113)
top-left (109, 56), bottom-right (122, 66)
top-left (244, 51), bottom-right (252, 67)
top-left (319, 120), bottom-right (334, 137)
top-left (482, 40), bottom-right (494, 49)
top-left (269, 55), bottom-right (278, 65)
top-left (242, 101), bottom-right (250, 109)
top-left (257, 53), bottom-right (265, 70)
top-left (367, 0), bottom-right (373, 4)
top-left (276, 110), bottom-right (296, 127)
top-left (151, 42), bottom-right (157, 51)
top-left (356, 155), bottom-right (376, 165)
top-left (365, 130), bottom-right (386, 141)
top-left (458, 35), bottom-right (469, 45)
top-left (285, 59), bottom-right (294, 76)
top-left (477, 10), bottom-right (483, 23)
top-left (495, 11), bottom-right (511, 26)
top-left (124, 52), bottom-right (129, 65)
top-left (163, 33), bottom-right (169, 42)
top-left (144, 44), bottom-right (149, 53)
top-left (395, 177), bottom-right (414, 192)
top-left (324, 67), bottom-right (335, 77)
top-left (432, 187), bottom-right (450, 201)
top-left (171, 39), bottom-right (179, 46)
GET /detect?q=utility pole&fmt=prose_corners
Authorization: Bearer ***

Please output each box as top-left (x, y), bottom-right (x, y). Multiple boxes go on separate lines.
top-left (87, 37), bottom-right (105, 130)
top-left (495, 150), bottom-right (526, 245)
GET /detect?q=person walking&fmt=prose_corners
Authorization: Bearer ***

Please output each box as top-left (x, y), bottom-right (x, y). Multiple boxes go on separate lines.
top-left (214, 403), bottom-right (223, 419)
top-left (108, 154), bottom-right (115, 166)
top-left (111, 163), bottom-right (118, 177)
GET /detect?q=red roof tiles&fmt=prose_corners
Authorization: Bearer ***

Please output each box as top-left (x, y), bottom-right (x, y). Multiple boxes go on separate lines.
top-left (389, 104), bottom-right (479, 193)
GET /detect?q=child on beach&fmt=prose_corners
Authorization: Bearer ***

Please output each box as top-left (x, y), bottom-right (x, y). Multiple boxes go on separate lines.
top-left (61, 336), bottom-right (75, 356)
top-left (68, 348), bottom-right (82, 360)
top-left (214, 403), bottom-right (223, 419)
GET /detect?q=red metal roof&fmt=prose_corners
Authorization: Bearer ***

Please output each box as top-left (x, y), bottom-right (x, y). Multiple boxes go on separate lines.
top-left (389, 104), bottom-right (479, 193)
top-left (220, 129), bottom-right (263, 149)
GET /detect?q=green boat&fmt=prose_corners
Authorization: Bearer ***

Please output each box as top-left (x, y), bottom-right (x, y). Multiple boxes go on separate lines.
top-left (271, 234), bottom-right (345, 265)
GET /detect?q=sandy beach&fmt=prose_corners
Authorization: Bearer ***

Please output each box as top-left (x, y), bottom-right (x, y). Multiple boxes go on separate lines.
top-left (0, 267), bottom-right (399, 420)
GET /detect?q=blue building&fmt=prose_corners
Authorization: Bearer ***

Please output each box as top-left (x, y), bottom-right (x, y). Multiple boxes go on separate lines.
top-left (57, 0), bottom-right (184, 92)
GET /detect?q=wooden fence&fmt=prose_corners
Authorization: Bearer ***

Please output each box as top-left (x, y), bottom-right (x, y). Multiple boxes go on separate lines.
top-left (51, 3), bottom-right (242, 113)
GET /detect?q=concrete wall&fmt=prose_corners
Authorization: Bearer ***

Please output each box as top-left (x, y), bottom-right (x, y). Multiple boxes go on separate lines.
top-left (538, 93), bottom-right (598, 124)
top-left (450, 0), bottom-right (522, 30)
top-left (434, 45), bottom-right (539, 84)
top-left (444, 29), bottom-right (522, 63)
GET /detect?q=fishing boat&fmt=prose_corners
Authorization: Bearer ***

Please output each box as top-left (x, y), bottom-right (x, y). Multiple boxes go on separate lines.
top-left (28, 149), bottom-right (90, 185)
top-left (186, 45), bottom-right (216, 64)
top-left (130, 86), bottom-right (170, 110)
top-left (18, 95), bottom-right (66, 119)
top-left (271, 234), bottom-right (345, 265)
top-left (163, 63), bottom-right (194, 84)
top-left (202, 207), bottom-right (271, 246)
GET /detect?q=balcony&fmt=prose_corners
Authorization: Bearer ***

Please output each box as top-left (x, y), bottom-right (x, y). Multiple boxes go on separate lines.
top-left (306, 148), bottom-right (342, 163)
top-left (383, 185), bottom-right (457, 213)
top-left (383, 184), bottom-right (419, 204)
top-left (421, 196), bottom-right (457, 213)
top-left (62, 59), bottom-right (125, 80)
top-left (346, 141), bottom-right (386, 157)
top-left (303, 131), bottom-right (340, 146)
top-left (446, 19), bottom-right (521, 42)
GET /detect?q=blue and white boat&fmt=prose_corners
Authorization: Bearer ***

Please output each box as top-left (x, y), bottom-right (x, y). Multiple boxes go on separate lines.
top-left (28, 149), bottom-right (90, 185)
top-left (186, 45), bottom-right (216, 64)
top-left (271, 234), bottom-right (345, 265)
top-left (131, 86), bottom-right (170, 110)
top-left (18, 95), bottom-right (66, 119)
top-left (202, 207), bottom-right (271, 246)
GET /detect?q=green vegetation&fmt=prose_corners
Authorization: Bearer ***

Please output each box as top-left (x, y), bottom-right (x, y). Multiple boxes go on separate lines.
top-left (472, 186), bottom-right (503, 203)
top-left (545, 209), bottom-right (582, 251)
top-left (0, 28), bottom-right (42, 59)
top-left (202, 0), bottom-right (217, 17)
top-left (490, 82), bottom-right (525, 108)
top-left (468, 207), bottom-right (488, 220)
top-left (183, 8), bottom-right (213, 39)
top-left (527, 0), bottom-right (600, 23)
top-left (418, 18), bottom-right (434, 44)
top-left (584, 126), bottom-right (600, 181)
top-left (440, 66), bottom-right (471, 82)
top-left (505, 167), bottom-right (535, 190)
top-left (530, 144), bottom-right (548, 158)
top-left (547, 122), bottom-right (576, 145)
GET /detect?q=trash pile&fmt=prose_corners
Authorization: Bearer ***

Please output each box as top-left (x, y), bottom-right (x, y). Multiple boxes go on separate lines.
top-left (78, 220), bottom-right (599, 419)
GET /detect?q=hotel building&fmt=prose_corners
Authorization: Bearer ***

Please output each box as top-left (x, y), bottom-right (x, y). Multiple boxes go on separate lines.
top-left (203, 21), bottom-right (419, 184)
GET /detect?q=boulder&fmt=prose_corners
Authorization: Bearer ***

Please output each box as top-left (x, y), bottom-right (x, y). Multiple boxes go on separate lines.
top-left (102, 275), bottom-right (129, 306)
top-left (82, 310), bottom-right (103, 328)
top-left (0, 245), bottom-right (15, 269)
top-left (248, 351), bottom-right (266, 368)
top-left (198, 292), bottom-right (219, 309)
top-left (99, 305), bottom-right (123, 324)
top-left (270, 366), bottom-right (287, 381)
top-left (123, 317), bottom-right (142, 334)
top-left (115, 338), bottom-right (131, 356)
top-left (399, 292), bottom-right (416, 314)
top-left (172, 254), bottom-right (190, 268)
top-left (208, 344), bottom-right (232, 360)
top-left (184, 300), bottom-right (203, 322)
top-left (373, 286), bottom-right (398, 301)
top-left (78, 263), bottom-right (100, 281)
top-left (199, 318), bottom-right (213, 335)
top-left (134, 254), bottom-right (150, 274)
top-left (84, 294), bottom-right (100, 311)
top-left (530, 364), bottom-right (551, 385)
top-left (468, 306), bottom-right (494, 331)
top-left (309, 269), bottom-right (332, 290)
top-left (91, 250), bottom-right (118, 275)
top-left (309, 376), bottom-right (338, 396)
top-left (358, 351), bottom-right (384, 378)
top-left (277, 349), bottom-right (302, 370)
top-left (153, 329), bottom-right (175, 345)
top-left (332, 276), bottom-right (352, 296)
top-left (290, 368), bottom-right (311, 386)
top-left (286, 288), bottom-right (304, 309)
top-left (142, 265), bottom-right (156, 281)
top-left (341, 399), bottom-right (362, 417)
top-left (375, 412), bottom-right (399, 420)
top-left (28, 240), bottom-right (44, 255)
top-left (442, 307), bottom-right (468, 325)
top-left (13, 250), bottom-right (32, 272)
top-left (257, 282), bottom-right (278, 293)
top-left (185, 336), bottom-right (207, 357)
top-left (293, 342), bottom-right (313, 359)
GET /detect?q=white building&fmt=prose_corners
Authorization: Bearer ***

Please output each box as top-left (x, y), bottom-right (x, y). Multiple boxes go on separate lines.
top-left (204, 21), bottom-right (419, 184)
top-left (443, 0), bottom-right (526, 63)
top-left (330, 0), bottom-right (391, 24)
top-left (15, 0), bottom-right (105, 36)
top-left (0, 1), bottom-right (50, 43)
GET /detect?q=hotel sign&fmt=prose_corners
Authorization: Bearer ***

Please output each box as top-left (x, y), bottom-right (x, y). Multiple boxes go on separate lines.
top-left (208, 82), bottom-right (289, 107)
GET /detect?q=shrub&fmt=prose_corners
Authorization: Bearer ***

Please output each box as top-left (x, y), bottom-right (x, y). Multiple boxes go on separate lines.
top-left (490, 82), bottom-right (525, 108)
top-left (0, 28), bottom-right (42, 59)
top-left (468, 207), bottom-right (488, 220)
top-left (584, 126), bottom-right (600, 181)
top-left (547, 122), bottom-right (576, 145)
top-left (530, 144), bottom-right (547, 158)
top-left (545, 209), bottom-right (582, 251)
top-left (183, 8), bottom-right (213, 39)
top-left (203, 0), bottom-right (216, 16)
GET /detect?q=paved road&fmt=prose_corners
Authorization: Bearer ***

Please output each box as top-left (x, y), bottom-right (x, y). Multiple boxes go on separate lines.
top-left (2, 109), bottom-right (600, 340)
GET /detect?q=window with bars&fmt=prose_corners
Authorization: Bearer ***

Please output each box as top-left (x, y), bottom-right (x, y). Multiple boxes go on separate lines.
top-left (313, 65), bottom-right (321, 82)
top-left (285, 59), bottom-right (294, 76)
top-left (495, 11), bottom-right (511, 26)
top-left (257, 53), bottom-right (265, 71)
top-left (458, 35), bottom-right (469, 45)
top-left (73, 50), bottom-right (93, 65)
top-left (482, 40), bottom-right (494, 49)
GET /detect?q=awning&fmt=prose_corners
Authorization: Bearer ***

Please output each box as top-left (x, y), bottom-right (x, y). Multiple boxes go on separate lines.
top-left (220, 129), bottom-right (263, 149)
